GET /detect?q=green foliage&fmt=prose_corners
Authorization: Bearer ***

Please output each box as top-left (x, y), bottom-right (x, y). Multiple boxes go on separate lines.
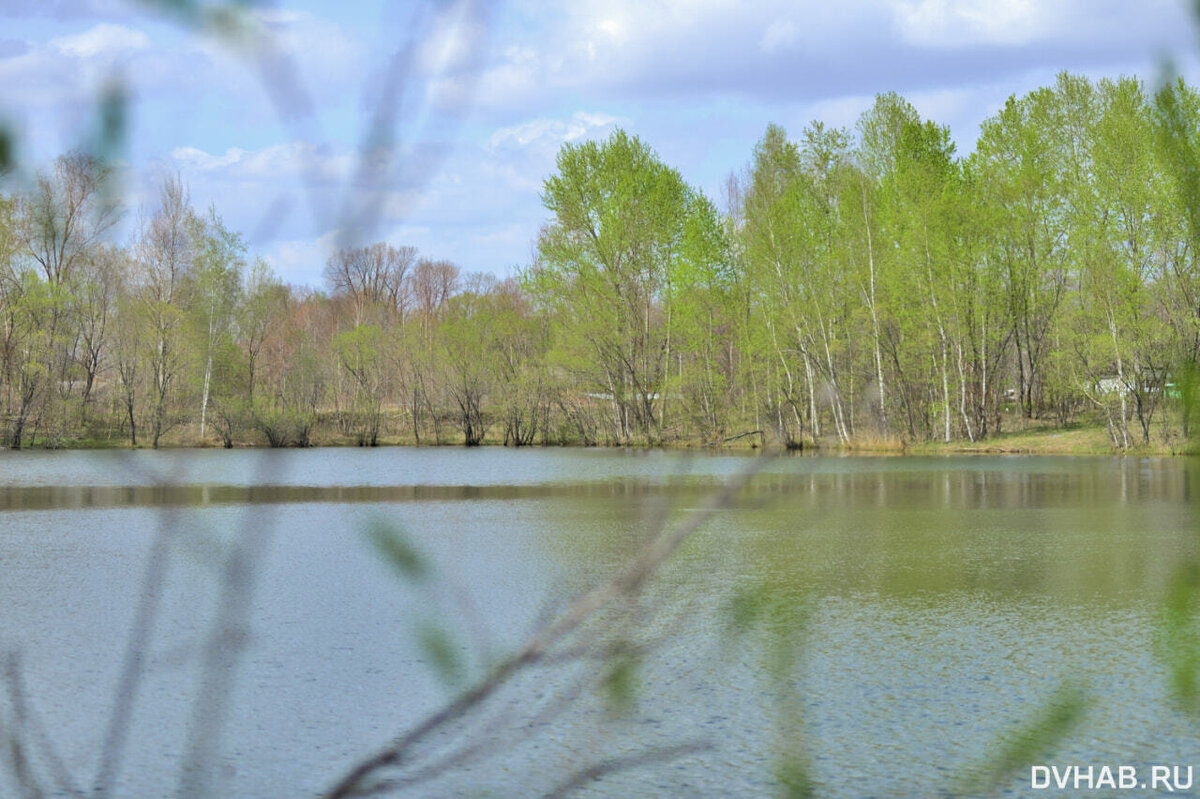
top-left (528, 128), bottom-right (697, 443)
top-left (364, 517), bottom-right (427, 583)
top-left (774, 758), bottom-right (816, 799)
top-left (721, 578), bottom-right (815, 797)
top-left (0, 123), bottom-right (13, 175)
top-left (599, 643), bottom-right (639, 716)
top-left (249, 399), bottom-right (314, 447)
top-left (416, 621), bottom-right (465, 689)
top-left (956, 684), bottom-right (1089, 796)
top-left (1153, 77), bottom-right (1200, 242)
top-left (1, 74), bottom-right (1200, 450)
top-left (1146, 53), bottom-right (1200, 741)
top-left (332, 324), bottom-right (384, 373)
top-left (90, 78), bottom-right (129, 202)
top-left (1158, 559), bottom-right (1200, 709)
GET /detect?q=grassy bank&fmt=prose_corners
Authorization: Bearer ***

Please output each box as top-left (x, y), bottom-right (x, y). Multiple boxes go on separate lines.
top-left (909, 425), bottom-right (1165, 455)
top-left (867, 421), bottom-right (1194, 456)
top-left (11, 411), bottom-right (1197, 456)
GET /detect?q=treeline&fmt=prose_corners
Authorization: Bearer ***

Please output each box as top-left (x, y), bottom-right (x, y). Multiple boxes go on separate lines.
top-left (0, 162), bottom-right (525, 449)
top-left (528, 73), bottom-right (1200, 450)
top-left (0, 72), bottom-right (1197, 450)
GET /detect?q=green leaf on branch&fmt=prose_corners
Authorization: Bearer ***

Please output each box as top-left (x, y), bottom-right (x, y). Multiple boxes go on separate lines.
top-left (956, 684), bottom-right (1089, 796)
top-left (417, 621), bottom-right (465, 689)
top-left (365, 518), bottom-right (427, 583)
top-left (1158, 559), bottom-right (1200, 710)
top-left (775, 756), bottom-right (816, 799)
top-left (600, 644), bottom-right (639, 716)
top-left (0, 124), bottom-right (13, 175)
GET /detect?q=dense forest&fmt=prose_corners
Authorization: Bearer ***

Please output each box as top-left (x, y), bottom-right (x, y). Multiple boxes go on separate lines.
top-left (1, 72), bottom-right (1198, 451)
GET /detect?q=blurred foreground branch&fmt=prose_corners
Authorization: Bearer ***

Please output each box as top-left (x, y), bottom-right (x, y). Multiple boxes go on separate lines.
top-left (323, 454), bottom-right (771, 798)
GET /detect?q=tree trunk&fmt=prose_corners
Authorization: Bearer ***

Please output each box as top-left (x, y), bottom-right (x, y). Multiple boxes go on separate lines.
top-left (199, 355), bottom-right (212, 440)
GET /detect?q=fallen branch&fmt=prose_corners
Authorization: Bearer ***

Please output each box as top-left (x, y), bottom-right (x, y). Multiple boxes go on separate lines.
top-left (720, 430), bottom-right (766, 445)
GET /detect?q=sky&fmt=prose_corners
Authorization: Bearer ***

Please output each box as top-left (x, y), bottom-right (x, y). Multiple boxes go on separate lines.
top-left (2, 0), bottom-right (1199, 288)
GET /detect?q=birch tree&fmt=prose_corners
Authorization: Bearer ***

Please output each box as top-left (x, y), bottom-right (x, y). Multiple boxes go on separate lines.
top-left (528, 129), bottom-right (692, 444)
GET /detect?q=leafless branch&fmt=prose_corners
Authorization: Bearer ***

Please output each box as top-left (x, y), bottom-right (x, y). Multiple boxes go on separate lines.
top-left (178, 459), bottom-right (281, 799)
top-left (92, 456), bottom-right (193, 797)
top-left (322, 455), bottom-right (770, 798)
top-left (542, 740), bottom-right (713, 799)
top-left (391, 657), bottom-right (597, 792)
top-left (1, 700), bottom-right (41, 799)
top-left (3, 652), bottom-right (80, 797)
top-left (92, 503), bottom-right (182, 797)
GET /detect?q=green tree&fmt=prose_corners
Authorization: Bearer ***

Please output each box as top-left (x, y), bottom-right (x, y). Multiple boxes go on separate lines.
top-left (20, 152), bottom-right (122, 438)
top-left (237, 258), bottom-right (287, 402)
top-left (739, 123), bottom-right (819, 446)
top-left (974, 81), bottom-right (1073, 420)
top-left (332, 323), bottom-right (390, 446)
top-left (437, 275), bottom-right (501, 446)
top-left (188, 207), bottom-right (245, 441)
top-left (528, 129), bottom-right (693, 444)
top-left (885, 116), bottom-right (961, 441)
top-left (666, 192), bottom-right (737, 441)
top-left (485, 279), bottom-right (550, 446)
top-left (1152, 77), bottom-right (1200, 439)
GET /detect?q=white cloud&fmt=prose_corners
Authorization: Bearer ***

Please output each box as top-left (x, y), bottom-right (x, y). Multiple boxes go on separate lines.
top-left (433, 39), bottom-right (553, 114)
top-left (905, 87), bottom-right (976, 127)
top-left (457, 0), bottom-right (887, 112)
top-left (50, 23), bottom-right (148, 58)
top-left (798, 94), bottom-right (876, 132)
top-left (471, 0), bottom-right (1193, 115)
top-left (426, 74), bottom-right (474, 113)
top-left (265, 229), bottom-right (339, 287)
top-left (390, 225), bottom-right (432, 240)
top-left (464, 112), bottom-right (628, 210)
top-left (890, 0), bottom-right (1188, 50)
top-left (416, 1), bottom-right (486, 75)
top-left (376, 188), bottom-right (424, 221)
top-left (489, 111), bottom-right (622, 151)
top-left (171, 146), bottom-right (247, 171)
top-left (472, 223), bottom-right (527, 247)
top-left (183, 7), bottom-right (366, 116)
top-left (171, 142), bottom-right (356, 184)
top-left (6, 0), bottom-right (130, 19)
top-left (469, 60), bottom-right (542, 111)
top-left (163, 139), bottom-right (452, 263)
top-left (891, 0), bottom-right (1055, 47)
top-left (760, 18), bottom-right (799, 54)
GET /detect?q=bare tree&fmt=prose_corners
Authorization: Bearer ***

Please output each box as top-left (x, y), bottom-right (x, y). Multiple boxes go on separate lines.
top-left (238, 258), bottom-right (287, 402)
top-left (323, 242), bottom-right (417, 324)
top-left (75, 244), bottom-right (127, 416)
top-left (411, 258), bottom-right (459, 321)
top-left (18, 152), bottom-right (123, 434)
top-left (135, 176), bottom-right (197, 448)
top-left (23, 151), bottom-right (120, 290)
top-left (113, 292), bottom-right (143, 446)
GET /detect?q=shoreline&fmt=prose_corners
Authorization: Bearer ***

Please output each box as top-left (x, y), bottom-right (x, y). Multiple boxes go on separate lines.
top-left (7, 424), bottom-right (1195, 457)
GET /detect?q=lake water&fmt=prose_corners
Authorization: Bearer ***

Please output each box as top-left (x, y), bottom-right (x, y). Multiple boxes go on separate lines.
top-left (0, 449), bottom-right (1195, 797)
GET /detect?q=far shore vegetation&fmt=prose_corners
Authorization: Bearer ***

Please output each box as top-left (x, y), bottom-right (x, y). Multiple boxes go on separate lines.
top-left (24, 414), bottom-right (1197, 456)
top-left (2, 72), bottom-right (1200, 456)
